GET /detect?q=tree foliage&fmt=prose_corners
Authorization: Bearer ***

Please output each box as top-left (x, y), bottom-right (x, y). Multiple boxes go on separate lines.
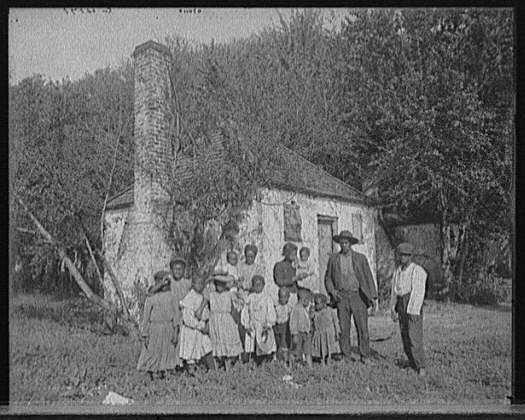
top-left (11, 8), bottom-right (513, 303)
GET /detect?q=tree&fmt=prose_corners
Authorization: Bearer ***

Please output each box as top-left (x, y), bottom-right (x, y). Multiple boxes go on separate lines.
top-left (338, 8), bottom-right (513, 299)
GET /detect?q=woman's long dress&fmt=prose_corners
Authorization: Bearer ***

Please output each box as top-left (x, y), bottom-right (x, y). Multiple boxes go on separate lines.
top-left (137, 291), bottom-right (180, 372)
top-left (311, 307), bottom-right (341, 358)
top-left (209, 290), bottom-right (243, 357)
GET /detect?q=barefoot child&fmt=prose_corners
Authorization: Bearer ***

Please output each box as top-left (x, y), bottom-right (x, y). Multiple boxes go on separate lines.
top-left (312, 293), bottom-right (341, 365)
top-left (209, 276), bottom-right (243, 371)
top-left (274, 287), bottom-right (293, 364)
top-left (289, 288), bottom-right (313, 368)
top-left (241, 275), bottom-right (277, 365)
top-left (179, 276), bottom-right (214, 372)
top-left (137, 271), bottom-right (180, 379)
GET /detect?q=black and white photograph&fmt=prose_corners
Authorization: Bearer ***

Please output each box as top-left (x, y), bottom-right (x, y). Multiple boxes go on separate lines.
top-left (8, 7), bottom-right (516, 413)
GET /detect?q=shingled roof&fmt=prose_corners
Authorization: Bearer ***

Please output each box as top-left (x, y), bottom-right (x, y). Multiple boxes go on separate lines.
top-left (106, 132), bottom-right (367, 210)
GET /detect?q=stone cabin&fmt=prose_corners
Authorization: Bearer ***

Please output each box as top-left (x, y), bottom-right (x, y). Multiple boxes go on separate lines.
top-left (102, 40), bottom-right (379, 318)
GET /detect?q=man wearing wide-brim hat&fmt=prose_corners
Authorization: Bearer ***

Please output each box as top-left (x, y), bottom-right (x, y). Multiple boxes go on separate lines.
top-left (325, 230), bottom-right (378, 364)
top-left (390, 242), bottom-right (427, 376)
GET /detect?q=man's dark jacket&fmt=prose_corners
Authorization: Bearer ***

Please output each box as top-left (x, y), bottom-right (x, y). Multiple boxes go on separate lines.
top-left (324, 250), bottom-right (378, 307)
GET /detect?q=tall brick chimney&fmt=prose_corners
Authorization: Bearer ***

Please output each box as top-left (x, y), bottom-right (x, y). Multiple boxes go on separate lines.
top-left (133, 40), bottom-right (172, 218)
top-left (109, 41), bottom-right (174, 320)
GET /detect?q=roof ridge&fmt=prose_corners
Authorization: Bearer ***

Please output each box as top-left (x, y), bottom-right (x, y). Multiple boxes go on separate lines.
top-left (276, 144), bottom-right (363, 197)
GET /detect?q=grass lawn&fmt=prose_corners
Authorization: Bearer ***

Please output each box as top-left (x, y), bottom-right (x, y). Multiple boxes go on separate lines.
top-left (10, 293), bottom-right (511, 407)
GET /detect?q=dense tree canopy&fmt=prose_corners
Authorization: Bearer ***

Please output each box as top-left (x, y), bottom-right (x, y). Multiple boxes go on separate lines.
top-left (10, 8), bottom-right (513, 302)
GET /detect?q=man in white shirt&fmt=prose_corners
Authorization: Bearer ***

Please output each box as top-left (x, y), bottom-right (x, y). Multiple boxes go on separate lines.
top-left (390, 242), bottom-right (427, 376)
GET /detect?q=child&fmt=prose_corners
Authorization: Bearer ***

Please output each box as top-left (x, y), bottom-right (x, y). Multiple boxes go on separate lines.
top-left (215, 250), bottom-right (240, 283)
top-left (169, 257), bottom-right (192, 305)
top-left (289, 288), bottom-right (313, 368)
top-left (274, 287), bottom-right (293, 364)
top-left (137, 271), bottom-right (180, 379)
top-left (296, 247), bottom-right (316, 291)
top-left (241, 275), bottom-right (277, 365)
top-left (209, 276), bottom-right (243, 371)
top-left (311, 293), bottom-right (341, 365)
top-left (179, 276), bottom-right (214, 372)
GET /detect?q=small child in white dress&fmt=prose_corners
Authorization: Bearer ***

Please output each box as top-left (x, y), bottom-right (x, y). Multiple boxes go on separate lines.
top-left (241, 275), bottom-right (277, 365)
top-left (179, 276), bottom-right (214, 372)
top-left (296, 247), bottom-right (316, 291)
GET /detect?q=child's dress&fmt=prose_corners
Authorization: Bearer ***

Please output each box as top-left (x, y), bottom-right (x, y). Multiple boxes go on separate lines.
top-left (296, 259), bottom-right (317, 291)
top-left (289, 303), bottom-right (312, 358)
top-left (312, 307), bottom-right (341, 358)
top-left (137, 291), bottom-right (180, 372)
top-left (170, 277), bottom-right (192, 365)
top-left (209, 290), bottom-right (243, 358)
top-left (241, 292), bottom-right (277, 355)
top-left (179, 289), bottom-right (212, 363)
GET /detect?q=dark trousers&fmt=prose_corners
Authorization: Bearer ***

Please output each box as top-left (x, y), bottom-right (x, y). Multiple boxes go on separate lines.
top-left (396, 294), bottom-right (425, 369)
top-left (336, 290), bottom-right (370, 358)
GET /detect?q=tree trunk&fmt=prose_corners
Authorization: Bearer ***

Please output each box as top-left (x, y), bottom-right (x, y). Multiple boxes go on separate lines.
top-left (16, 196), bottom-right (116, 312)
top-left (440, 215), bottom-right (454, 302)
top-left (456, 223), bottom-right (469, 293)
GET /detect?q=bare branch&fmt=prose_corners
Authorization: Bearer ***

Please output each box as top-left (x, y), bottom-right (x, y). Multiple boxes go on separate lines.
top-left (16, 195), bottom-right (115, 312)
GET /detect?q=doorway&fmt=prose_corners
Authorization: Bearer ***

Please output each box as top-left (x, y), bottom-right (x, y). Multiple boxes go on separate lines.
top-left (317, 215), bottom-right (338, 296)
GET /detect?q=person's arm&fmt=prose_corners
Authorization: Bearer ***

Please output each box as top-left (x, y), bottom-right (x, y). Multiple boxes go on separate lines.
top-left (265, 296), bottom-right (277, 328)
top-left (195, 294), bottom-right (209, 320)
top-left (332, 309), bottom-right (341, 338)
top-left (360, 254), bottom-right (378, 299)
top-left (140, 297), bottom-right (153, 342)
top-left (324, 256), bottom-right (337, 298)
top-left (170, 296), bottom-right (181, 343)
top-left (240, 300), bottom-right (251, 331)
top-left (181, 302), bottom-right (206, 330)
top-left (407, 266), bottom-right (427, 317)
top-left (289, 307), bottom-right (299, 336)
top-left (390, 269), bottom-right (398, 317)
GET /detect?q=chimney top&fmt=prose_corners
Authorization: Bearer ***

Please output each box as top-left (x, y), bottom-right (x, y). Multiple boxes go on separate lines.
top-left (133, 40), bottom-right (172, 58)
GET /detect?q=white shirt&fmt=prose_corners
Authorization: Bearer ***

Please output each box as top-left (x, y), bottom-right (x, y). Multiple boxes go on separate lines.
top-left (390, 262), bottom-right (427, 316)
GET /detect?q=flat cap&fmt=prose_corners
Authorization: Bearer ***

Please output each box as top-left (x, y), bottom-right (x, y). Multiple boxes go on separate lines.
top-left (396, 242), bottom-right (414, 255)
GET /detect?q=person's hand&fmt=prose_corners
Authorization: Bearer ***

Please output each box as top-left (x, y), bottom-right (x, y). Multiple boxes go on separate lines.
top-left (390, 308), bottom-right (398, 322)
top-left (332, 290), bottom-right (341, 302)
top-left (140, 335), bottom-right (148, 348)
top-left (292, 334), bottom-right (299, 346)
top-left (172, 325), bottom-right (180, 344)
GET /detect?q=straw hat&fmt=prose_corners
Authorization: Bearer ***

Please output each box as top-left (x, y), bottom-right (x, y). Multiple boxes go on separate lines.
top-left (256, 327), bottom-right (276, 354)
top-left (333, 230), bottom-right (359, 244)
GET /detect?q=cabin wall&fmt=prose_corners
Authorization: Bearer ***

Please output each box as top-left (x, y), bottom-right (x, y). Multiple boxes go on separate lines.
top-left (241, 188), bottom-right (377, 301)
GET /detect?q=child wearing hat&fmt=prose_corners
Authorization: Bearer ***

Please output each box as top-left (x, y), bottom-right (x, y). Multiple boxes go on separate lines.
top-left (208, 275), bottom-right (244, 371)
top-left (241, 275), bottom-right (277, 364)
top-left (289, 288), bottom-right (313, 368)
top-left (179, 276), bottom-right (214, 372)
top-left (137, 270), bottom-right (181, 379)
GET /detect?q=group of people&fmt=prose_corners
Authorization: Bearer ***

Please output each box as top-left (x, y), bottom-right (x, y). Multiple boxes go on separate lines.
top-left (136, 229), bottom-right (428, 379)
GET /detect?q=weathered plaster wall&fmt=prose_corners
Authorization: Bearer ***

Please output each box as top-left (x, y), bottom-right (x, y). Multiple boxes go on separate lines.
top-left (247, 188), bottom-right (377, 301)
